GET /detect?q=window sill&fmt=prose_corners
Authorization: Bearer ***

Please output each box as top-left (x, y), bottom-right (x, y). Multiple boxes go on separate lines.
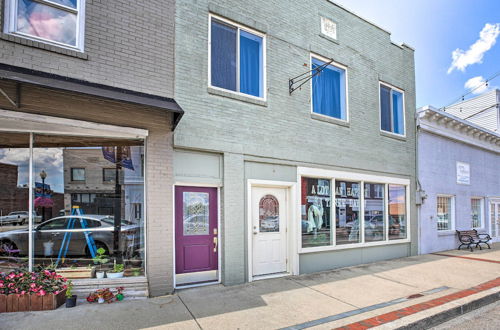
top-left (437, 230), bottom-right (455, 236)
top-left (207, 86), bottom-right (267, 107)
top-left (311, 113), bottom-right (350, 127)
top-left (299, 238), bottom-right (410, 254)
top-left (380, 130), bottom-right (407, 141)
top-left (0, 33), bottom-right (88, 60)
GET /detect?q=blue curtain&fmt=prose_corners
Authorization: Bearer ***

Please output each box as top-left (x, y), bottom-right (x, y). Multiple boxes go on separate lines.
top-left (211, 20), bottom-right (237, 91)
top-left (240, 31), bottom-right (262, 97)
top-left (312, 58), bottom-right (345, 119)
top-left (380, 85), bottom-right (391, 132)
top-left (392, 90), bottom-right (404, 134)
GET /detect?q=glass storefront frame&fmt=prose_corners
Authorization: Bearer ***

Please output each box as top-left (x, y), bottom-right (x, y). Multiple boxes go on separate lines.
top-left (297, 167), bottom-right (411, 254)
top-left (0, 112), bottom-right (148, 276)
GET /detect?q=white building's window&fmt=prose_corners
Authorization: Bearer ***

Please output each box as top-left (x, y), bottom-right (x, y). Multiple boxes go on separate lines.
top-left (380, 82), bottom-right (405, 136)
top-left (471, 198), bottom-right (483, 228)
top-left (209, 14), bottom-right (265, 98)
top-left (437, 195), bottom-right (454, 231)
top-left (4, 0), bottom-right (85, 50)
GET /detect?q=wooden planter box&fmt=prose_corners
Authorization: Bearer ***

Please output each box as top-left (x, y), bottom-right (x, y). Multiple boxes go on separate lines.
top-left (0, 290), bottom-right (66, 313)
top-left (56, 267), bottom-right (94, 279)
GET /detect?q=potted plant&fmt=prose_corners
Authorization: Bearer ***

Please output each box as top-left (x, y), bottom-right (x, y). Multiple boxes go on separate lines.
top-left (107, 260), bottom-right (124, 279)
top-left (65, 280), bottom-right (77, 308)
top-left (92, 248), bottom-right (109, 279)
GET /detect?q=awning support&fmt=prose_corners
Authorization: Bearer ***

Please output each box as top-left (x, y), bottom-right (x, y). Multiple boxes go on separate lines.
top-left (288, 59), bottom-right (333, 95)
top-left (0, 84), bottom-right (19, 108)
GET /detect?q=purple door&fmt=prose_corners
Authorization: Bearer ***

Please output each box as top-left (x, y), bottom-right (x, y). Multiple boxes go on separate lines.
top-left (175, 186), bottom-right (218, 274)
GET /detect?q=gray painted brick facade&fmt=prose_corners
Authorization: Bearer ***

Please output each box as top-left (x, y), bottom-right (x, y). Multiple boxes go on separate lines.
top-left (174, 0), bottom-right (417, 284)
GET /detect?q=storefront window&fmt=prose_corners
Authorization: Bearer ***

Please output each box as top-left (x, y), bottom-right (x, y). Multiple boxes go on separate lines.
top-left (0, 132), bottom-right (31, 272)
top-left (389, 185), bottom-right (407, 239)
top-left (301, 177), bottom-right (331, 248)
top-left (364, 183), bottom-right (385, 242)
top-left (22, 134), bottom-right (145, 279)
top-left (335, 181), bottom-right (360, 244)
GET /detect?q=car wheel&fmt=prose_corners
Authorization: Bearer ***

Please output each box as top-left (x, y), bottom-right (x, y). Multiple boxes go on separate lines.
top-left (19, 219), bottom-right (26, 226)
top-left (0, 240), bottom-right (19, 257)
top-left (86, 241), bottom-right (109, 258)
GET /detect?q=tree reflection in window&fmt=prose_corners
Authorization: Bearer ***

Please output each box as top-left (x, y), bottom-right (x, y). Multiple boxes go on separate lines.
top-left (259, 195), bottom-right (279, 232)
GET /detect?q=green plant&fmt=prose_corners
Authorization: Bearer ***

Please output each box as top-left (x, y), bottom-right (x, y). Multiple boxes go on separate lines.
top-left (92, 248), bottom-right (109, 271)
top-left (108, 262), bottom-right (124, 274)
top-left (65, 280), bottom-right (73, 298)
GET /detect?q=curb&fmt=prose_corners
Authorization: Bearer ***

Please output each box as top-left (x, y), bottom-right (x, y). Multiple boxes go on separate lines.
top-left (396, 291), bottom-right (500, 330)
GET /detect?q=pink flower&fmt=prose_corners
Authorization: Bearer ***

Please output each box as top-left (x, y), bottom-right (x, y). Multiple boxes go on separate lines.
top-left (30, 283), bottom-right (36, 288)
top-left (39, 289), bottom-right (46, 296)
top-left (54, 290), bottom-right (60, 295)
top-left (21, 291), bottom-right (26, 295)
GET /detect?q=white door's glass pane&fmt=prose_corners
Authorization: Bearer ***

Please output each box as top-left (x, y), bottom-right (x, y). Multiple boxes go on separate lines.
top-left (259, 195), bottom-right (279, 232)
top-left (183, 192), bottom-right (209, 236)
top-left (17, 0), bottom-right (77, 46)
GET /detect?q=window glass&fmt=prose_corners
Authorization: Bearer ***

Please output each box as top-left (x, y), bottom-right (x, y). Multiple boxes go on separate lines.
top-left (48, 0), bottom-right (77, 9)
top-left (380, 84), bottom-right (405, 135)
top-left (210, 17), bottom-right (264, 97)
top-left (335, 181), bottom-right (360, 244)
top-left (16, 0), bottom-right (77, 46)
top-left (364, 183), bottom-right (385, 242)
top-left (240, 30), bottom-right (263, 97)
top-left (0, 132), bottom-right (30, 272)
top-left (301, 177), bottom-right (331, 248)
top-left (471, 198), bottom-right (482, 228)
top-left (32, 136), bottom-right (145, 278)
top-left (312, 58), bottom-right (346, 120)
top-left (259, 195), bottom-right (279, 232)
top-left (211, 19), bottom-right (237, 91)
top-left (437, 196), bottom-right (452, 231)
top-left (38, 218), bottom-right (68, 230)
top-left (71, 168), bottom-right (85, 181)
top-left (388, 185), bottom-right (407, 239)
top-left (103, 168), bottom-right (115, 182)
top-left (183, 192), bottom-right (209, 236)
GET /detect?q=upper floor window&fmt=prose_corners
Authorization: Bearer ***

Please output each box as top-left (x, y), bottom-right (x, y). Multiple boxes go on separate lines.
top-left (209, 15), bottom-right (264, 98)
top-left (311, 56), bottom-right (347, 121)
top-left (4, 0), bottom-right (85, 50)
top-left (103, 168), bottom-right (115, 183)
top-left (71, 167), bottom-right (85, 181)
top-left (380, 82), bottom-right (405, 135)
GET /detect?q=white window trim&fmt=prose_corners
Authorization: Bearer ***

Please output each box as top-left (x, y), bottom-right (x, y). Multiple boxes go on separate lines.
top-left (297, 167), bottom-right (410, 254)
top-left (309, 53), bottom-right (349, 123)
top-left (436, 194), bottom-right (455, 231)
top-left (4, 0), bottom-right (86, 52)
top-left (207, 13), bottom-right (267, 101)
top-left (471, 197), bottom-right (484, 229)
top-left (379, 81), bottom-right (406, 137)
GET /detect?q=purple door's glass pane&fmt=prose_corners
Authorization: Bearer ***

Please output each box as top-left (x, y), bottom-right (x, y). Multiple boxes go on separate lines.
top-left (17, 0), bottom-right (77, 46)
top-left (182, 192), bottom-right (209, 236)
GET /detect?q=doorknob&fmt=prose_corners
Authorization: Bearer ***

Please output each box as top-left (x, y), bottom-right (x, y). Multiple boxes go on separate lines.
top-left (213, 237), bottom-right (218, 253)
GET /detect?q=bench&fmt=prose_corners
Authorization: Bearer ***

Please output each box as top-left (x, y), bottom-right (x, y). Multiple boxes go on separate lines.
top-left (456, 229), bottom-right (491, 252)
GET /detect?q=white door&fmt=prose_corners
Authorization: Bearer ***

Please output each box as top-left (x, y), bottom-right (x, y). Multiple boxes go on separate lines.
top-left (251, 186), bottom-right (288, 277)
top-left (490, 202), bottom-right (500, 241)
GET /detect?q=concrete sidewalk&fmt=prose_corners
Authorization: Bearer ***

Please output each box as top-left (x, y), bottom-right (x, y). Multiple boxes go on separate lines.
top-left (1, 244), bottom-right (499, 330)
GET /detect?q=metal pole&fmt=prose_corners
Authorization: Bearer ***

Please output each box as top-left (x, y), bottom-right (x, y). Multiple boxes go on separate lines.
top-left (113, 147), bottom-right (122, 261)
top-left (28, 133), bottom-right (33, 272)
top-left (41, 176), bottom-right (45, 222)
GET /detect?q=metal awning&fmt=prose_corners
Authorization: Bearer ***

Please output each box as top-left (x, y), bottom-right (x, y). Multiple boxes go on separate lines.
top-left (0, 64), bottom-right (184, 128)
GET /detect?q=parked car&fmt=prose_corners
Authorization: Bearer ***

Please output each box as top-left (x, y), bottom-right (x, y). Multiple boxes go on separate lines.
top-left (364, 215), bottom-right (384, 240)
top-left (0, 211), bottom-right (42, 226)
top-left (0, 215), bottom-right (140, 257)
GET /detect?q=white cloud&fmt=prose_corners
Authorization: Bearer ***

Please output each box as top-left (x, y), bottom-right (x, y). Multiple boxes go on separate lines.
top-left (464, 76), bottom-right (489, 94)
top-left (448, 23), bottom-right (500, 74)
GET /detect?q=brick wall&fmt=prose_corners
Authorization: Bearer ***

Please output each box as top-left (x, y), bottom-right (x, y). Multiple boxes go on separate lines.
top-left (174, 0), bottom-right (417, 283)
top-left (0, 0), bottom-right (175, 98)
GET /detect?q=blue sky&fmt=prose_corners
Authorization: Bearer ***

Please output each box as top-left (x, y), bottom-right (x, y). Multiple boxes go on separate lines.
top-left (334, 0), bottom-right (500, 108)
